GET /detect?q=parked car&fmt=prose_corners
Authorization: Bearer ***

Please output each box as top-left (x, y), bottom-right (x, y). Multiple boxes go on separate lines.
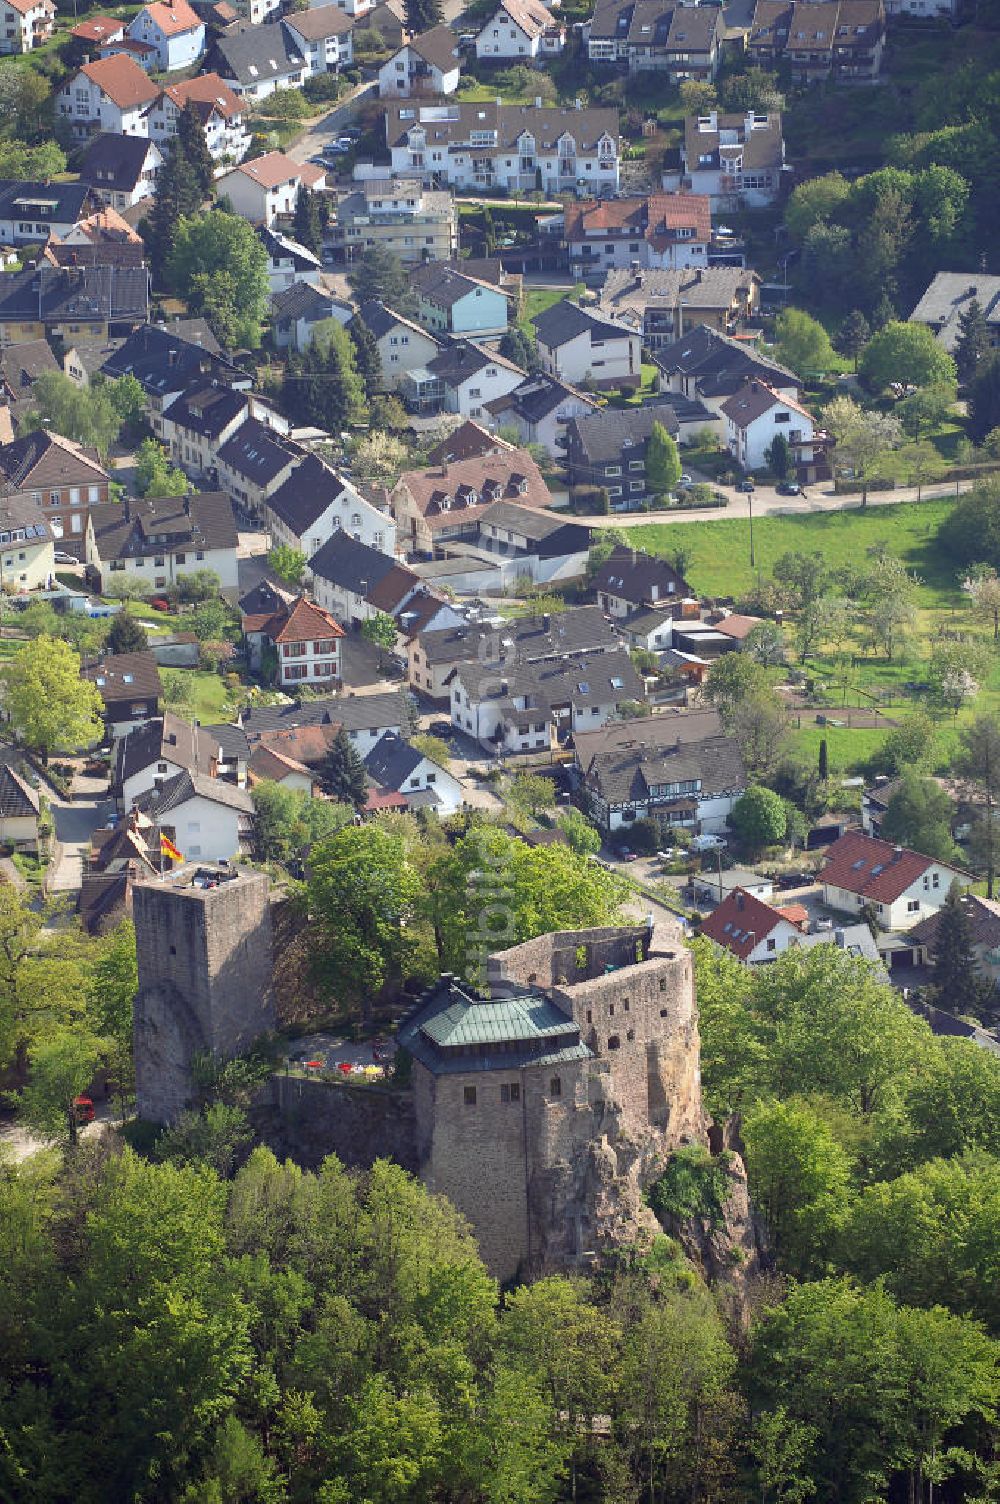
top-left (691, 833), bottom-right (727, 852)
top-left (150, 596), bottom-right (171, 612)
top-left (428, 719), bottom-right (453, 737)
top-left (618, 848), bottom-right (639, 862)
top-left (776, 480), bottom-right (801, 495)
top-left (679, 472), bottom-right (693, 485)
top-left (53, 551), bottom-right (78, 565)
top-left (736, 479), bottom-right (755, 493)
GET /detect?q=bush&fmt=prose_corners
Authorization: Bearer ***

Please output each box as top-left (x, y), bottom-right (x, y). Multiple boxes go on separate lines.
top-left (648, 1145), bottom-right (732, 1230)
top-left (302, 74), bottom-right (343, 104)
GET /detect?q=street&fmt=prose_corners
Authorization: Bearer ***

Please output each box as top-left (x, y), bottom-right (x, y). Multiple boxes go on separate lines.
top-left (567, 477), bottom-right (965, 528)
top-left (286, 80), bottom-right (377, 166)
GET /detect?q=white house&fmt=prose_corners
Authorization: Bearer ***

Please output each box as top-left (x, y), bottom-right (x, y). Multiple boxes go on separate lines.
top-left (353, 301), bottom-right (441, 391)
top-left (147, 74), bottom-right (251, 163)
top-left (248, 742), bottom-right (316, 793)
top-left (215, 153), bottom-right (324, 226)
top-left (819, 831), bottom-right (974, 932)
top-left (421, 340), bottom-right (526, 419)
top-left (0, 763), bottom-right (39, 850)
top-left (283, 5), bottom-right (354, 72)
top-left (251, 593), bottom-right (345, 690)
top-left (475, 0), bottom-right (565, 59)
top-left (126, 0), bottom-right (204, 70)
top-left (114, 712), bottom-right (235, 808)
top-left (450, 648), bottom-right (644, 755)
top-left (133, 769), bottom-right (253, 862)
top-left (364, 732), bottom-right (465, 815)
top-left (86, 492), bottom-right (240, 593)
top-left (579, 716), bottom-right (746, 834)
top-left (532, 299), bottom-right (641, 391)
top-left (484, 373), bottom-right (598, 455)
top-left (58, 55), bottom-right (161, 139)
top-left (0, 0), bottom-right (54, 54)
top-left (702, 887), bottom-right (883, 969)
top-left (720, 378), bottom-right (817, 473)
top-left (265, 452), bottom-right (396, 557)
top-left (378, 25), bottom-right (461, 97)
top-left (78, 133), bottom-right (163, 212)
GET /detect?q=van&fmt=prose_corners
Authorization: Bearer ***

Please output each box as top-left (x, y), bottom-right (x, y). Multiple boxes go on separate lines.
top-left (691, 833), bottom-right (727, 852)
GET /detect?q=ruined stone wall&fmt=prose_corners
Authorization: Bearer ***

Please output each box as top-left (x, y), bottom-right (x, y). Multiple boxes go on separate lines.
top-left (258, 1074), bottom-right (418, 1173)
top-left (133, 872), bottom-right (276, 1125)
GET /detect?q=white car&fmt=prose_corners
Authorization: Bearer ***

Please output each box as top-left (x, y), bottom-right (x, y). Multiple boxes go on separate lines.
top-left (691, 833), bottom-right (727, 852)
top-left (679, 472), bottom-right (693, 485)
top-left (53, 551), bottom-right (78, 565)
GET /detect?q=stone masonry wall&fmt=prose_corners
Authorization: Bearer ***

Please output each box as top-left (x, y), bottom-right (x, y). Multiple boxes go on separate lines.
top-left (258, 1073), bottom-right (418, 1173)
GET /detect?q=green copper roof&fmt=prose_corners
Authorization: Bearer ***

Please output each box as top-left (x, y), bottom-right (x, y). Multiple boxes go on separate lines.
top-left (420, 991), bottom-right (579, 1049)
top-left (397, 978), bottom-right (592, 1075)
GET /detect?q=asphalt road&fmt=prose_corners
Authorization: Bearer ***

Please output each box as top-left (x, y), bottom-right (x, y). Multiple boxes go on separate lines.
top-left (286, 80), bottom-right (377, 166)
top-left (568, 479), bottom-right (966, 528)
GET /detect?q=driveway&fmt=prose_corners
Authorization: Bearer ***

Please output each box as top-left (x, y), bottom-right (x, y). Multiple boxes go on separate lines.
top-left (286, 79), bottom-right (377, 166)
top-left (47, 769), bottom-right (113, 896)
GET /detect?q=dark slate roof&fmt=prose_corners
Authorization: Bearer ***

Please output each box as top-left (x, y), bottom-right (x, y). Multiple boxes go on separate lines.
top-left (162, 381), bottom-right (248, 440)
top-left (426, 339), bottom-right (524, 386)
top-left (653, 323), bottom-right (797, 394)
top-left (419, 603), bottom-right (621, 665)
top-left (592, 544), bottom-right (691, 603)
top-left (476, 498), bottom-right (585, 543)
top-left (410, 261), bottom-right (501, 309)
top-left (209, 19), bottom-right (306, 85)
top-left (354, 299), bottom-right (432, 344)
top-left (80, 132), bottom-right (159, 194)
top-left (89, 491), bottom-right (238, 564)
top-left (0, 762), bottom-right (38, 818)
top-left (203, 722), bottom-right (250, 761)
top-left (452, 646), bottom-right (643, 713)
top-left (216, 417), bottom-right (300, 486)
top-left (239, 688), bottom-right (404, 739)
top-left (397, 976), bottom-right (590, 1075)
top-left (307, 530), bottom-right (399, 594)
top-left (0, 180), bottom-right (90, 227)
top-left (258, 224), bottom-right (321, 271)
top-left (364, 731), bottom-right (427, 790)
top-left (566, 402), bottom-right (680, 463)
top-left (0, 339), bottom-right (58, 394)
top-left (81, 649), bottom-right (162, 707)
top-left (267, 453), bottom-right (354, 535)
top-left (38, 263), bottom-right (148, 325)
top-left (271, 281), bottom-right (340, 324)
top-left (133, 766), bottom-right (253, 817)
top-left (102, 322), bottom-right (246, 396)
top-left (489, 372), bottom-right (595, 424)
top-left (532, 299), bottom-right (631, 350)
top-left (584, 730), bottom-right (746, 806)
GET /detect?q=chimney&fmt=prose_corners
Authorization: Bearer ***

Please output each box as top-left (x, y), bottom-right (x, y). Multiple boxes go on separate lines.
top-left (893, 845), bottom-right (903, 860)
top-left (542, 612), bottom-right (551, 629)
top-left (695, 269), bottom-right (703, 282)
top-left (835, 928), bottom-right (846, 948)
top-left (122, 496), bottom-right (130, 522)
top-left (183, 495), bottom-right (190, 517)
top-left (535, 95), bottom-right (542, 107)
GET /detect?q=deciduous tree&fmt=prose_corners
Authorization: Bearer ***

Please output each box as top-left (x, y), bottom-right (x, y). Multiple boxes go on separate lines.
top-left (859, 320), bottom-right (957, 392)
top-left (772, 307), bottom-right (836, 376)
top-left (645, 421), bottom-right (681, 498)
top-left (1, 636), bottom-right (103, 759)
top-left (880, 771), bottom-right (959, 863)
top-left (729, 784), bottom-right (787, 851)
top-left (823, 395), bottom-right (902, 504)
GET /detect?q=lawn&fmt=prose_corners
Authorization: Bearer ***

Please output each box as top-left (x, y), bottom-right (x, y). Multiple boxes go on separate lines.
top-left (523, 285), bottom-right (582, 322)
top-left (167, 670), bottom-right (229, 724)
top-left (623, 496), bottom-right (962, 611)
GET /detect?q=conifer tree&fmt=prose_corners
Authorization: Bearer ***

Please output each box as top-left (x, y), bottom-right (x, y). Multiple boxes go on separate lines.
top-left (349, 316), bottom-right (383, 397)
top-left (954, 298), bottom-right (990, 385)
top-left (292, 184), bottom-right (322, 256)
top-left (322, 726), bottom-right (369, 806)
top-left (931, 882), bottom-right (985, 1017)
top-left (836, 309), bottom-right (871, 372)
top-left (145, 139), bottom-right (202, 276)
top-left (176, 101), bottom-right (215, 199)
top-left (645, 420), bottom-right (682, 498)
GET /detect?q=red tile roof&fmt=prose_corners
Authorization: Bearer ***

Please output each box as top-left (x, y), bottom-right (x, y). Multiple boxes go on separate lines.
top-left (257, 724), bottom-right (338, 767)
top-left (714, 613), bottom-right (762, 641)
top-left (563, 193), bottom-right (712, 246)
top-left (818, 830), bottom-right (967, 905)
top-left (139, 0), bottom-right (202, 35)
top-left (776, 903), bottom-right (809, 928)
top-left (80, 54), bottom-right (161, 109)
top-left (268, 595), bottom-right (344, 645)
top-left (364, 787), bottom-right (409, 813)
top-left (162, 72), bottom-right (242, 121)
top-left (232, 151), bottom-right (302, 190)
top-left (71, 14), bottom-right (124, 40)
top-left (701, 888), bottom-right (790, 960)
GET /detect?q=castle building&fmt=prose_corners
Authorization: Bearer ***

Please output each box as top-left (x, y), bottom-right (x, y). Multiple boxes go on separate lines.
top-left (398, 920), bottom-right (704, 1281)
top-left (132, 865), bottom-right (275, 1124)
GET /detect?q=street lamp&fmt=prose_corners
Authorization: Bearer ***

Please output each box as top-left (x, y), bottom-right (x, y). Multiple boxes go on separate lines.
top-left (747, 487), bottom-right (755, 570)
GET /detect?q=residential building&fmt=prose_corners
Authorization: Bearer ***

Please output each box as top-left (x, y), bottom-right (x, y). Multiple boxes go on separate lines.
top-left (353, 301), bottom-right (442, 390)
top-left (260, 225), bottom-right (323, 292)
top-left (0, 492), bottom-right (56, 590)
top-left (247, 742), bottom-right (316, 794)
top-left (0, 262), bottom-right (149, 346)
top-left (357, 0), bottom-right (405, 45)
top-left (0, 762), bottom-right (39, 851)
top-left (126, 0), bottom-right (205, 69)
top-left (47, 205), bottom-right (143, 257)
top-left (146, 73), bottom-right (251, 163)
top-left (818, 830), bottom-right (973, 931)
top-left (85, 490), bottom-right (240, 591)
top-left (331, 179), bottom-right (458, 266)
top-left (667, 110), bottom-right (784, 210)
top-left (81, 649), bottom-right (163, 739)
top-left (240, 689), bottom-right (407, 759)
top-left (578, 713), bottom-right (745, 833)
top-left (910, 273), bottom-right (1000, 354)
top-left (58, 54), bottom-right (161, 139)
top-left (702, 887), bottom-right (882, 967)
top-left (450, 648), bottom-right (643, 753)
top-left (592, 544), bottom-right (691, 616)
top-left (69, 14), bottom-right (125, 47)
top-left (79, 133), bottom-right (163, 211)
top-left (0, 181), bottom-right (91, 247)
top-left (390, 444), bottom-right (551, 558)
top-left (910, 894), bottom-right (1000, 981)
top-left (475, 0), bottom-right (564, 58)
top-left (101, 322), bottom-right (250, 438)
top-left (720, 378), bottom-right (818, 474)
top-left (885, 0), bottom-right (955, 15)
top-left (0, 0), bottom-right (54, 54)
top-left (208, 20), bottom-right (308, 99)
top-left (410, 339), bottom-right (525, 418)
top-left (272, 282), bottom-right (349, 351)
top-left (132, 769), bottom-right (253, 861)
top-left (562, 193), bottom-right (712, 277)
top-left (410, 262), bottom-right (510, 339)
top-left (114, 711), bottom-right (248, 807)
top-left (587, 0), bottom-right (723, 78)
top-left (599, 265), bottom-right (760, 348)
top-left (655, 323), bottom-right (799, 417)
top-left (215, 152), bottom-right (324, 227)
top-left (308, 530), bottom-right (418, 625)
top-left (0, 339), bottom-right (59, 428)
top-left (426, 500), bottom-right (592, 593)
top-left (378, 24), bottom-right (461, 96)
top-left (426, 417), bottom-right (512, 465)
top-left (239, 577), bottom-right (296, 668)
top-left (282, 4), bottom-right (354, 72)
top-left (747, 0), bottom-right (884, 79)
top-left (365, 732), bottom-right (464, 814)
top-left (385, 101), bottom-right (620, 197)
top-left (214, 417), bottom-right (302, 517)
top-left (0, 430), bottom-right (109, 551)
top-left (484, 373), bottom-right (598, 457)
top-left (563, 405), bottom-right (690, 506)
top-left (412, 602), bottom-right (622, 702)
top-left (246, 591), bottom-right (345, 689)
top-left (532, 300), bottom-right (641, 390)
top-left (160, 381), bottom-right (251, 479)
top-left (265, 452), bottom-right (396, 557)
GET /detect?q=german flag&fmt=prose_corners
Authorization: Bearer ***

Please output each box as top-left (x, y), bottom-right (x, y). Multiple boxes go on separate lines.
top-left (160, 833), bottom-right (183, 864)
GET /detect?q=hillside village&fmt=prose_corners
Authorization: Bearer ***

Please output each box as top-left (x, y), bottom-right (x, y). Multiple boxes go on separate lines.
top-left (3, 0), bottom-right (1000, 1496)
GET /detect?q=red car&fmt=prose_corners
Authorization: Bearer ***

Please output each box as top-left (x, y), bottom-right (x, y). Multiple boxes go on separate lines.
top-left (150, 596), bottom-right (171, 612)
top-left (72, 1096), bottom-right (95, 1125)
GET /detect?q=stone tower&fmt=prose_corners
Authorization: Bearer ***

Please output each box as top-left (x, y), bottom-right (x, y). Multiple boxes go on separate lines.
top-left (399, 919), bottom-right (707, 1282)
top-left (132, 866), bottom-right (275, 1125)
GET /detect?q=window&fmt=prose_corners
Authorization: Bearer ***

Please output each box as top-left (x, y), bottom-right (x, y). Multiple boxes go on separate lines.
top-left (500, 1082), bottom-right (521, 1103)
top-left (766, 937), bottom-right (776, 951)
top-left (607, 1035), bottom-right (620, 1050)
top-left (463, 1085), bottom-right (477, 1105)
top-left (550, 1076), bottom-right (561, 1097)
top-left (907, 899), bottom-right (920, 913)
top-left (157, 762), bottom-right (168, 774)
top-left (187, 821), bottom-right (201, 833)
